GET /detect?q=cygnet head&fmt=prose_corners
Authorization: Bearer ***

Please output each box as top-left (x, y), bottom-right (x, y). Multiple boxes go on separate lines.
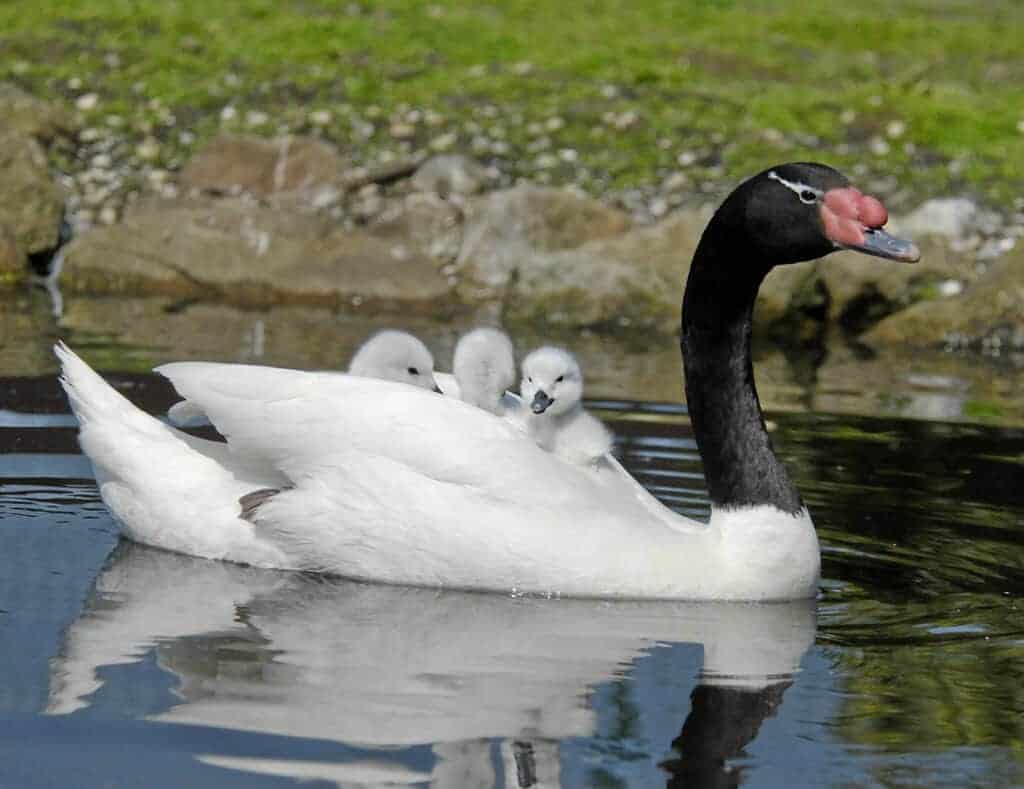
top-left (453, 328), bottom-right (516, 414)
top-left (520, 346), bottom-right (584, 417)
top-left (348, 330), bottom-right (440, 392)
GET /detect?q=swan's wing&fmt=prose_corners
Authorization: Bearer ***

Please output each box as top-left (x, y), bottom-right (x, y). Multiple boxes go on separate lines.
top-left (434, 371), bottom-right (460, 399)
top-left (156, 362), bottom-right (558, 490)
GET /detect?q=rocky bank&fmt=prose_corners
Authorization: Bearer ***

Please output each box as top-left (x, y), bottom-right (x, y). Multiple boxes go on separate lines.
top-left (2, 83), bottom-right (1022, 353)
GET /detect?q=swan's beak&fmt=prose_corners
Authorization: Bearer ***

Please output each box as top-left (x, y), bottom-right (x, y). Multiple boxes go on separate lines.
top-left (820, 188), bottom-right (920, 263)
top-left (531, 390), bottom-right (554, 414)
top-left (840, 226), bottom-right (921, 263)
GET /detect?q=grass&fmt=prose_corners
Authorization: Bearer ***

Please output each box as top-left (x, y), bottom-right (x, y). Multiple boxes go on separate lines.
top-left (1, 0), bottom-right (1022, 207)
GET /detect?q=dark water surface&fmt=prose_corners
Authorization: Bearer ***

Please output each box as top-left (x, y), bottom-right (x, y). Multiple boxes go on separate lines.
top-left (1, 362), bottom-right (1022, 788)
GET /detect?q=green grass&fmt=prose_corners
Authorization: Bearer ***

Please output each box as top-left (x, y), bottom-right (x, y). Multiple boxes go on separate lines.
top-left (2, 0), bottom-right (1022, 205)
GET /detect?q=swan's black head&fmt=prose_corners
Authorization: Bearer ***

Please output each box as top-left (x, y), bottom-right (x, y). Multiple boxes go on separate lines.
top-left (714, 162), bottom-right (920, 268)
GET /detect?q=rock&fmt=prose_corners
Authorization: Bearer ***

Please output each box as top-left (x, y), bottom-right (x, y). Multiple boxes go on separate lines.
top-left (0, 83), bottom-right (75, 143)
top-left (57, 296), bottom-right (459, 373)
top-left (816, 237), bottom-right (976, 327)
top-left (456, 185), bottom-right (631, 294)
top-left (61, 196), bottom-right (454, 312)
top-left (890, 197), bottom-right (978, 240)
top-left (0, 225), bottom-right (19, 282)
top-left (503, 207), bottom-right (711, 333)
top-left (862, 246), bottom-right (1024, 349)
top-left (412, 154), bottom-right (488, 196)
top-left (368, 193), bottom-right (463, 262)
top-left (755, 260), bottom-right (824, 328)
top-left (0, 128), bottom-right (66, 269)
top-left (179, 134), bottom-right (348, 208)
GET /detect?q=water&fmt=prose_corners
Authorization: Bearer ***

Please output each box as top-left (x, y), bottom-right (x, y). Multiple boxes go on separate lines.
top-left (1, 296), bottom-right (1023, 787)
top-left (1, 378), bottom-right (1022, 787)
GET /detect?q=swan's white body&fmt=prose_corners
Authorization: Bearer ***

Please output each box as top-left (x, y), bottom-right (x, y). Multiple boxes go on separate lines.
top-left (57, 343), bottom-right (819, 600)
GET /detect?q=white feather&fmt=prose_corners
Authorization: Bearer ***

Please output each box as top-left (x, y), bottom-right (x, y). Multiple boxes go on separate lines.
top-left (57, 343), bottom-right (819, 600)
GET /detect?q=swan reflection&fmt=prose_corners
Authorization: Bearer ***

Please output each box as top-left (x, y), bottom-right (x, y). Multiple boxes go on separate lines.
top-left (48, 544), bottom-right (815, 786)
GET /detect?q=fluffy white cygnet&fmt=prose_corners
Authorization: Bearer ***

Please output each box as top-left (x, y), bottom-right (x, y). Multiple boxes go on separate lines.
top-left (347, 330), bottom-right (441, 392)
top-left (450, 328), bottom-right (517, 415)
top-left (520, 346), bottom-right (612, 465)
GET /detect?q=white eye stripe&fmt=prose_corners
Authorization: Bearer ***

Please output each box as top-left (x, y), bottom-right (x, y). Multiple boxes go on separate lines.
top-left (767, 171), bottom-right (823, 203)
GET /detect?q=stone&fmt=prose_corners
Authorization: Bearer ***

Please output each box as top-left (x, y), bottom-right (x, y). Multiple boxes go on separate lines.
top-left (817, 237), bottom-right (978, 327)
top-left (0, 225), bottom-right (19, 282)
top-left (455, 185), bottom-right (632, 294)
top-left (890, 197), bottom-right (978, 241)
top-left (60, 196), bottom-right (454, 313)
top-left (503, 207), bottom-right (711, 333)
top-left (368, 193), bottom-right (463, 263)
top-left (862, 246), bottom-right (1024, 349)
top-left (412, 154), bottom-right (488, 196)
top-left (0, 128), bottom-right (66, 267)
top-left (0, 83), bottom-right (75, 142)
top-left (179, 134), bottom-right (348, 208)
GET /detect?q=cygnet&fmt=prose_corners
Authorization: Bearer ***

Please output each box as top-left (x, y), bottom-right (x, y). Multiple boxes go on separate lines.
top-left (436, 328), bottom-right (518, 416)
top-left (519, 346), bottom-right (612, 465)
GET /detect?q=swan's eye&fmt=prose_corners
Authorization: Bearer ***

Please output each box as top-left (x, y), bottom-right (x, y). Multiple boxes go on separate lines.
top-left (799, 189), bottom-right (817, 204)
top-left (555, 375), bottom-right (564, 383)
top-left (407, 367), bottom-right (419, 376)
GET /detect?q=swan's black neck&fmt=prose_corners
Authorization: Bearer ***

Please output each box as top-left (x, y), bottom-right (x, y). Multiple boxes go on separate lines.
top-left (681, 223), bottom-right (804, 515)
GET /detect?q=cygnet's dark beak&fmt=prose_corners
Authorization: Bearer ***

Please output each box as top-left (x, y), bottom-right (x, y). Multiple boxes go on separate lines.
top-left (433, 384), bottom-right (443, 394)
top-left (531, 390), bottom-right (554, 414)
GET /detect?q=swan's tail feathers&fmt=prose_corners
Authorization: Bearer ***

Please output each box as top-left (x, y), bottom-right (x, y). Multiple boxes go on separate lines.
top-left (54, 342), bottom-right (165, 438)
top-left (56, 342), bottom-right (129, 426)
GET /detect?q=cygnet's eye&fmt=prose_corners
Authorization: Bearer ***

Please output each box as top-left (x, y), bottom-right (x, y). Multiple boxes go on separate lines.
top-left (555, 375), bottom-right (564, 383)
top-left (527, 376), bottom-right (533, 383)
top-left (799, 189), bottom-right (817, 204)
top-left (407, 367), bottom-right (420, 376)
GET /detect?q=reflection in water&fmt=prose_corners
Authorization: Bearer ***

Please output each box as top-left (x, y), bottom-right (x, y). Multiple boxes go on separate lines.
top-left (4, 371), bottom-right (1024, 786)
top-left (48, 543), bottom-right (815, 785)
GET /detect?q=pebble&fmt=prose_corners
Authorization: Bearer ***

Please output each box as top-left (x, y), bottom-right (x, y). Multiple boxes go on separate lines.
top-left (663, 171), bottom-right (689, 192)
top-left (136, 137), bottom-right (161, 160)
top-left (390, 122), bottom-right (416, 140)
top-left (534, 153), bottom-right (558, 170)
top-left (76, 93), bottom-right (99, 111)
top-left (886, 120), bottom-right (906, 139)
top-left (245, 110), bottom-right (269, 127)
top-left (99, 204), bottom-right (119, 225)
top-left (429, 132), bottom-right (457, 152)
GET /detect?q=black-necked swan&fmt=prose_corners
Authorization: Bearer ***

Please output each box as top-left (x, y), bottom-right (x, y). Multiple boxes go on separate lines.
top-left (56, 162), bottom-right (919, 600)
top-left (521, 346), bottom-right (613, 465)
top-left (435, 327), bottom-right (518, 415)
